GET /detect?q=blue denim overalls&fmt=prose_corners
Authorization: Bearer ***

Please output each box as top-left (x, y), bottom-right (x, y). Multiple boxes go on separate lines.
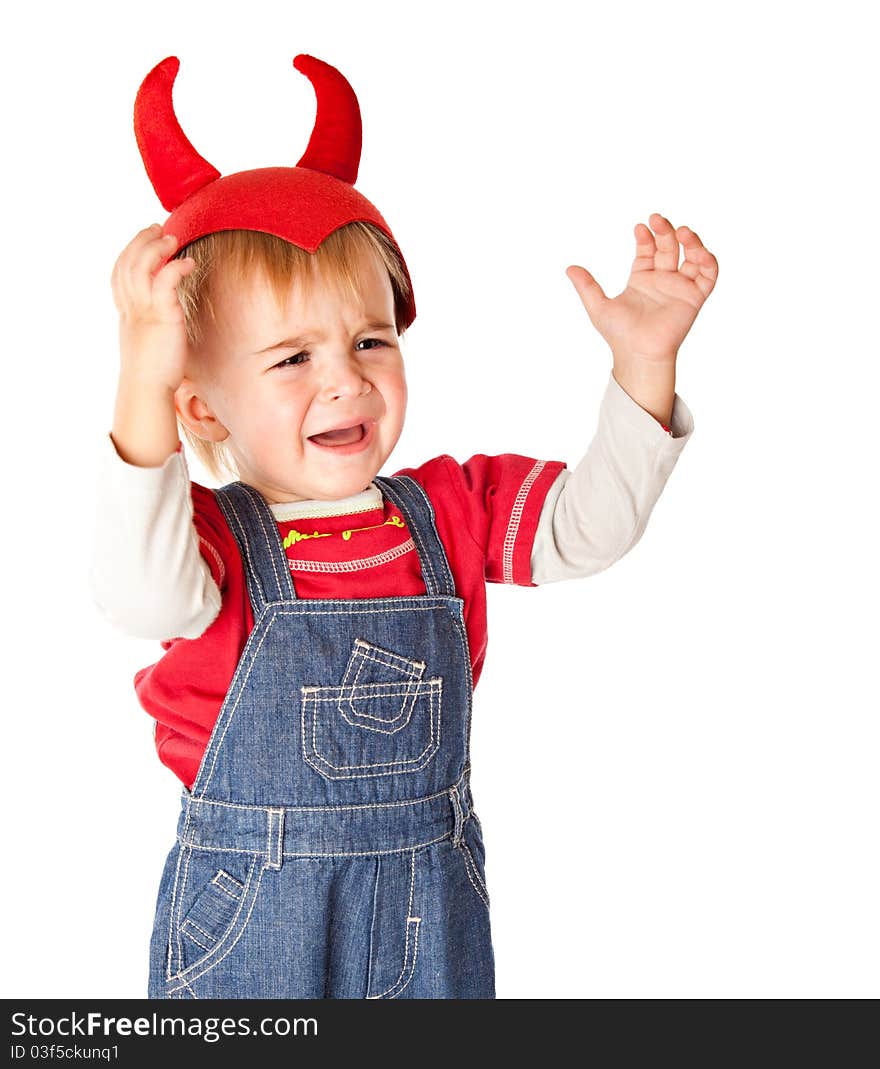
top-left (147, 474), bottom-right (495, 998)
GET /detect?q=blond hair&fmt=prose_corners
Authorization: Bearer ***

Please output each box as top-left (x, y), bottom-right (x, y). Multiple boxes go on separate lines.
top-left (174, 222), bottom-right (412, 482)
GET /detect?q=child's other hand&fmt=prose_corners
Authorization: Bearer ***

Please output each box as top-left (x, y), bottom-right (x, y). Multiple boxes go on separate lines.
top-left (565, 214), bottom-right (718, 367)
top-left (111, 223), bottom-right (198, 393)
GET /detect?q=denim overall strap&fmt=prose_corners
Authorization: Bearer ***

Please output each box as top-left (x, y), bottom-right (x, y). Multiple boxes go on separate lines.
top-left (214, 481), bottom-right (297, 610)
top-left (373, 475), bottom-right (456, 599)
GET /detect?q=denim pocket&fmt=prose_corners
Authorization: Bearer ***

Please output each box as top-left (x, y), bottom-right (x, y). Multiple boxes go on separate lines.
top-left (179, 869), bottom-right (244, 956)
top-left (342, 638), bottom-right (426, 687)
top-left (302, 638), bottom-right (442, 780)
top-left (339, 638), bottom-right (426, 728)
top-left (302, 679), bottom-right (442, 779)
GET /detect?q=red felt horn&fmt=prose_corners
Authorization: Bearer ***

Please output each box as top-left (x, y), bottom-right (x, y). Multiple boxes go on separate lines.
top-left (134, 56), bottom-right (221, 212)
top-left (293, 54), bottom-right (362, 184)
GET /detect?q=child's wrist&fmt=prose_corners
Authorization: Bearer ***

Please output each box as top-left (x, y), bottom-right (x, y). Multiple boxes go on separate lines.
top-left (611, 356), bottom-right (676, 430)
top-left (117, 366), bottom-right (180, 399)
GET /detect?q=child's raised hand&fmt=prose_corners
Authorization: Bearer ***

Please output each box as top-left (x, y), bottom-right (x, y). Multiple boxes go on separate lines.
top-left (111, 223), bottom-right (198, 393)
top-left (565, 214), bottom-right (718, 367)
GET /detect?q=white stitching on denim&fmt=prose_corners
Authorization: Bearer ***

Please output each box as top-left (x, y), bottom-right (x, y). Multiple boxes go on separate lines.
top-left (310, 680), bottom-right (441, 765)
top-left (172, 856), bottom-right (249, 980)
top-left (179, 829), bottom-right (452, 860)
top-left (172, 845), bottom-right (194, 978)
top-left (399, 920), bottom-right (422, 997)
top-left (196, 614), bottom-right (278, 796)
top-left (337, 695), bottom-right (417, 733)
top-left (307, 685), bottom-right (430, 699)
top-left (367, 850), bottom-right (421, 999)
top-left (240, 484), bottom-right (288, 602)
top-left (306, 683), bottom-right (431, 701)
top-left (267, 808), bottom-right (284, 871)
top-left (181, 920), bottom-right (213, 950)
top-left (393, 474), bottom-right (456, 594)
top-left (395, 490), bottom-right (437, 591)
top-left (367, 919), bottom-right (421, 999)
top-left (305, 683), bottom-right (439, 767)
top-left (184, 918), bottom-right (214, 942)
top-left (341, 641), bottom-right (426, 727)
top-left (167, 859), bottom-right (263, 991)
top-left (165, 842), bottom-right (187, 981)
top-left (459, 840), bottom-right (490, 909)
top-left (502, 459), bottom-right (546, 584)
top-left (366, 857), bottom-right (381, 997)
top-left (215, 490), bottom-right (266, 609)
top-left (181, 979), bottom-right (199, 999)
top-left (336, 680), bottom-right (428, 733)
top-left (181, 773), bottom-right (470, 815)
top-left (303, 679), bottom-right (442, 777)
top-left (347, 639), bottom-right (426, 679)
top-left (391, 921), bottom-right (421, 999)
top-left (375, 476), bottom-right (438, 593)
top-left (210, 871), bottom-right (243, 898)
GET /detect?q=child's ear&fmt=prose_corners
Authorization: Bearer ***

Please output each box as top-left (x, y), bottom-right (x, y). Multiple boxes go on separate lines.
top-left (174, 377), bottom-right (230, 443)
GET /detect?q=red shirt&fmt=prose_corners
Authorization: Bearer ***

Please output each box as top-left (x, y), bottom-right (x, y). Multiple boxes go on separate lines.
top-left (135, 453), bottom-right (567, 789)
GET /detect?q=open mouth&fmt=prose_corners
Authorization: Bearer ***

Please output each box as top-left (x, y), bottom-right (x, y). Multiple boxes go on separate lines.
top-left (307, 423), bottom-right (369, 449)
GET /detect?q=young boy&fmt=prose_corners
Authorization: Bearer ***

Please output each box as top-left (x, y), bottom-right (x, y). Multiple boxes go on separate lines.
top-left (91, 53), bottom-right (717, 999)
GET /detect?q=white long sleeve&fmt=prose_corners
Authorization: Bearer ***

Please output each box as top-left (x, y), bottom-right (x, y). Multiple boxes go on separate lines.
top-left (87, 440), bottom-right (222, 641)
top-left (529, 369), bottom-right (694, 584)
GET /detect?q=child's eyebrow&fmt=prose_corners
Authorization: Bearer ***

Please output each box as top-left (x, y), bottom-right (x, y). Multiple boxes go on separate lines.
top-left (252, 320), bottom-right (396, 354)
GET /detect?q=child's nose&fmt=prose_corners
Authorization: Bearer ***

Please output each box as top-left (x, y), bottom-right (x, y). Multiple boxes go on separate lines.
top-left (317, 352), bottom-right (371, 401)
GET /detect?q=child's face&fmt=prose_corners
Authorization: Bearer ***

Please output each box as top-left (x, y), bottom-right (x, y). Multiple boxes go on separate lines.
top-left (180, 251), bottom-right (407, 504)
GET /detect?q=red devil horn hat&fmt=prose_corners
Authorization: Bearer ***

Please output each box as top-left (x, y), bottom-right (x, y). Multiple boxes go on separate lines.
top-left (134, 54), bottom-right (415, 328)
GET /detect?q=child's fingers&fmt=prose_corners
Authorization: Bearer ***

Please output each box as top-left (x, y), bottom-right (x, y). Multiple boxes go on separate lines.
top-left (647, 213), bottom-right (680, 272)
top-left (565, 265), bottom-right (609, 326)
top-left (118, 233), bottom-right (183, 308)
top-left (111, 224), bottom-right (164, 292)
top-left (632, 222), bottom-right (657, 273)
top-left (113, 226), bottom-right (166, 283)
top-left (676, 225), bottom-right (719, 297)
top-left (142, 233), bottom-right (183, 281)
top-left (151, 256), bottom-right (197, 311)
top-left (155, 254), bottom-right (197, 289)
top-left (676, 226), bottom-right (702, 282)
top-left (113, 229), bottom-right (195, 318)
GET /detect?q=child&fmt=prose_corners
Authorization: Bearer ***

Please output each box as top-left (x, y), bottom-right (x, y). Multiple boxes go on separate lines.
top-left (91, 53), bottom-right (717, 1000)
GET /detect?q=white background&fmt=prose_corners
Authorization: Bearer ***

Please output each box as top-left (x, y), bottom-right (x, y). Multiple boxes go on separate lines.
top-left (3, 0), bottom-right (877, 999)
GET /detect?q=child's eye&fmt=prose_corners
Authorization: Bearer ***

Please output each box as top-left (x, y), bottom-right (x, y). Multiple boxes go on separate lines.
top-left (275, 352), bottom-right (309, 369)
